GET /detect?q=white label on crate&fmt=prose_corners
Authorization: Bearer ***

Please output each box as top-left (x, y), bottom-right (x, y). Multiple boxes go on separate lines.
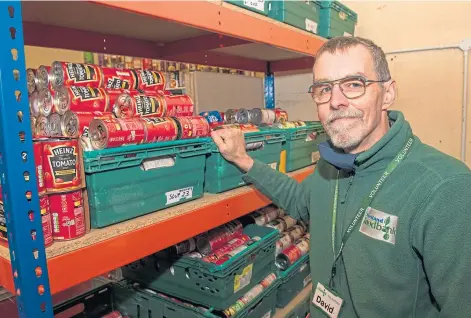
top-left (304, 274), bottom-right (312, 287)
top-left (244, 0), bottom-right (265, 12)
top-left (305, 18), bottom-right (318, 34)
top-left (344, 31), bottom-right (353, 37)
top-left (165, 187), bottom-right (193, 205)
top-left (234, 264), bottom-right (253, 293)
top-left (299, 263), bottom-right (308, 273)
top-left (262, 310), bottom-right (272, 318)
top-left (311, 152), bottom-right (321, 164)
top-left (269, 162), bottom-right (277, 170)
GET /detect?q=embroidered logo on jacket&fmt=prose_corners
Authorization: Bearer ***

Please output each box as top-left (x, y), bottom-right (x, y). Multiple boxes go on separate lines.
top-left (359, 207), bottom-right (398, 244)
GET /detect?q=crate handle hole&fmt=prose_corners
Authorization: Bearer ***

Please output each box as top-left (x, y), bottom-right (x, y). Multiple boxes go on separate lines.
top-left (17, 110), bottom-right (23, 122)
top-left (13, 69), bottom-right (19, 81)
top-left (23, 171), bottom-right (30, 182)
top-left (10, 27), bottom-right (16, 40)
top-left (38, 285), bottom-right (45, 295)
top-left (11, 48), bottom-right (18, 61)
top-left (21, 151), bottom-right (27, 163)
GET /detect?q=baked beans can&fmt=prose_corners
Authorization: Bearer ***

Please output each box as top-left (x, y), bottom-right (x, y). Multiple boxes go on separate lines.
top-left (266, 215), bottom-right (296, 233)
top-left (162, 94), bottom-right (194, 117)
top-left (50, 189), bottom-right (85, 240)
top-left (29, 91), bottom-right (40, 117)
top-left (101, 67), bottom-right (138, 90)
top-left (39, 195), bottom-right (53, 247)
top-left (142, 117), bottom-right (179, 143)
top-left (37, 65), bottom-right (52, 91)
top-left (47, 113), bottom-right (62, 138)
top-left (30, 116), bottom-right (37, 136)
top-left (134, 69), bottom-right (166, 92)
top-left (51, 61), bottom-right (101, 90)
top-left (89, 117), bottom-right (146, 149)
top-left (0, 189), bottom-right (5, 241)
top-left (170, 237), bottom-right (196, 255)
top-left (54, 86), bottom-right (109, 115)
top-left (248, 108), bottom-right (263, 126)
top-left (42, 138), bottom-right (82, 192)
top-left (261, 109), bottom-right (276, 125)
top-left (275, 237), bottom-right (310, 270)
top-left (27, 68), bottom-right (38, 95)
top-left (61, 110), bottom-right (114, 138)
top-left (38, 88), bottom-right (54, 117)
top-left (202, 234), bottom-right (251, 263)
top-left (173, 116), bottom-right (210, 140)
top-left (113, 91), bottom-right (166, 118)
top-left (224, 109), bottom-right (238, 124)
top-left (260, 273), bottom-right (277, 288)
top-left (274, 108), bottom-right (288, 123)
top-left (34, 115), bottom-right (49, 138)
top-left (235, 109), bottom-right (249, 124)
top-left (33, 141), bottom-right (46, 195)
top-left (196, 220), bottom-right (243, 255)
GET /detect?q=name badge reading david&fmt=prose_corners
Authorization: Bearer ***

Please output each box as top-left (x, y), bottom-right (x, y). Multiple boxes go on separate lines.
top-left (313, 282), bottom-right (344, 318)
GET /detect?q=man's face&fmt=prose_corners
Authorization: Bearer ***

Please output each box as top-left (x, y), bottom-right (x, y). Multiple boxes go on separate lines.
top-left (313, 45), bottom-right (386, 151)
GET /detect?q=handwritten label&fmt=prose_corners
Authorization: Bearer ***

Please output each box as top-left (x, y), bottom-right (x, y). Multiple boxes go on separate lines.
top-left (234, 263), bottom-right (253, 293)
top-left (165, 187), bottom-right (193, 205)
top-left (305, 18), bottom-right (318, 34)
top-left (244, 0), bottom-right (265, 11)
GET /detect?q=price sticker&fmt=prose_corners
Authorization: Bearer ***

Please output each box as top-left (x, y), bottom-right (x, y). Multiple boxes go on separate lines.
top-left (165, 187), bottom-right (193, 205)
top-left (305, 18), bottom-right (318, 34)
top-left (234, 263), bottom-right (253, 293)
top-left (244, 0), bottom-right (265, 12)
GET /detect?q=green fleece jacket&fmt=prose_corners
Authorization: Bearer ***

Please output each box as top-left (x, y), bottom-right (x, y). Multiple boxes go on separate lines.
top-left (243, 111), bottom-right (471, 317)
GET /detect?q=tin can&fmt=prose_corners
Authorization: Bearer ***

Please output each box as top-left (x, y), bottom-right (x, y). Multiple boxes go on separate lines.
top-left (274, 108), bottom-right (288, 123)
top-left (27, 68), bottom-right (38, 95)
top-left (50, 189), bottom-right (85, 241)
top-left (171, 117), bottom-right (195, 140)
top-left (113, 91), bottom-right (166, 118)
top-left (0, 190), bottom-right (5, 241)
top-left (260, 273), bottom-right (277, 288)
top-left (261, 109), bottom-right (276, 125)
top-left (47, 113), bottom-right (62, 137)
top-left (213, 244), bottom-right (249, 265)
top-left (33, 141), bottom-right (45, 195)
top-left (40, 195), bottom-right (53, 247)
top-left (266, 218), bottom-right (288, 233)
top-left (171, 237), bottom-right (196, 255)
top-left (101, 311), bottom-right (126, 318)
top-left (260, 205), bottom-right (283, 224)
top-left (38, 88), bottom-right (54, 117)
top-left (29, 91), bottom-right (40, 117)
top-left (275, 237), bottom-right (310, 270)
top-left (30, 116), bottom-right (37, 137)
top-left (202, 234), bottom-right (250, 263)
top-left (101, 67), bottom-right (138, 90)
top-left (248, 108), bottom-right (263, 126)
top-left (42, 138), bottom-right (81, 192)
top-left (196, 220), bottom-right (243, 255)
top-left (185, 251), bottom-right (203, 258)
top-left (275, 233), bottom-right (294, 256)
top-left (37, 65), bottom-right (52, 91)
top-left (200, 110), bottom-right (223, 126)
top-left (89, 117), bottom-right (146, 149)
top-left (189, 116), bottom-right (210, 138)
top-left (51, 61), bottom-right (101, 90)
top-left (61, 110), bottom-right (114, 138)
top-left (234, 109), bottom-right (249, 124)
top-left (35, 115), bottom-right (49, 138)
top-left (162, 94), bottom-right (194, 117)
top-left (54, 86), bottom-right (109, 115)
top-left (134, 69), bottom-right (166, 92)
top-left (242, 284), bottom-right (264, 303)
top-left (224, 109), bottom-right (238, 124)
top-left (142, 117), bottom-right (179, 143)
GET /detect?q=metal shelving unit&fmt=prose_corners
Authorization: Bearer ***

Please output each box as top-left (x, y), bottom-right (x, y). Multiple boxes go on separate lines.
top-left (0, 1), bottom-right (326, 317)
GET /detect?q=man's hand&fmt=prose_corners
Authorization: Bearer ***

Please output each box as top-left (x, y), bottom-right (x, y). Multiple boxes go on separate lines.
top-left (211, 128), bottom-right (254, 172)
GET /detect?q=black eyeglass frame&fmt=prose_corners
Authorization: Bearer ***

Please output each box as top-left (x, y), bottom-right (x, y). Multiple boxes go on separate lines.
top-left (308, 75), bottom-right (391, 104)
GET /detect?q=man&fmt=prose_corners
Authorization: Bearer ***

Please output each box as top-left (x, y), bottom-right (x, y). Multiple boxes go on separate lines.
top-left (211, 36), bottom-right (471, 317)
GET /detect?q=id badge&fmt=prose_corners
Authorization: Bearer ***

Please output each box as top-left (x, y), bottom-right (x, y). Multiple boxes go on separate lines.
top-left (312, 282), bottom-right (344, 318)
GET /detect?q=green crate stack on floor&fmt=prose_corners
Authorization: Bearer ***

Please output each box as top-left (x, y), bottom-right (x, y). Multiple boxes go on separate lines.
top-left (318, 0), bottom-right (358, 38)
top-left (283, 292), bottom-right (311, 318)
top-left (224, 0), bottom-right (271, 16)
top-left (268, 0), bottom-right (321, 34)
top-left (83, 139), bottom-right (209, 228)
top-left (121, 222), bottom-right (280, 314)
top-left (205, 130), bottom-right (285, 193)
top-left (276, 255), bottom-right (311, 308)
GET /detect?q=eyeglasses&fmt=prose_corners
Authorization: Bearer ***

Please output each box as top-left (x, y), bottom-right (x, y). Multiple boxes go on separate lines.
top-left (308, 75), bottom-right (390, 104)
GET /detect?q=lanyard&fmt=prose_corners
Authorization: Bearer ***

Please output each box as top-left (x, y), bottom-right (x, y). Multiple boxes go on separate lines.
top-left (329, 136), bottom-right (414, 289)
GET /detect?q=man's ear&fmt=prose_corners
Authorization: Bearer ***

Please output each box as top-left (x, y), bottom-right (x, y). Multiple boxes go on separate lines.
top-left (382, 80), bottom-right (396, 110)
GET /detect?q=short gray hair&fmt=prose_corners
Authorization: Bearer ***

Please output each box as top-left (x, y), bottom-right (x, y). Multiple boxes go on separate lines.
top-left (313, 36), bottom-right (391, 82)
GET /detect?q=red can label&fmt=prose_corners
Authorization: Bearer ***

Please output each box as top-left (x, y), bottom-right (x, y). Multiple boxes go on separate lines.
top-left (114, 92), bottom-right (165, 118)
top-left (136, 70), bottom-right (165, 91)
top-left (42, 139), bottom-right (81, 192)
top-left (40, 195), bottom-right (53, 247)
top-left (202, 234), bottom-right (250, 263)
top-left (163, 94), bottom-right (194, 117)
top-left (50, 190), bottom-right (85, 240)
top-left (189, 116), bottom-right (210, 138)
top-left (102, 67), bottom-right (137, 90)
top-left (142, 117), bottom-right (178, 143)
top-left (33, 141), bottom-right (45, 195)
top-left (63, 62), bottom-right (101, 87)
top-left (107, 118), bottom-right (146, 148)
top-left (174, 117), bottom-right (193, 139)
top-left (274, 108), bottom-right (288, 123)
top-left (67, 86), bottom-right (108, 112)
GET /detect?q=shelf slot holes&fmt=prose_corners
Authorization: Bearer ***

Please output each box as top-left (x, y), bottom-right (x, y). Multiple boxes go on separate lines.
top-left (33, 248), bottom-right (39, 260)
top-left (9, 27), bottom-right (16, 40)
top-left (40, 303), bottom-right (46, 313)
top-left (13, 69), bottom-right (19, 81)
top-left (15, 90), bottom-right (21, 102)
top-left (28, 210), bottom-right (34, 221)
top-left (35, 266), bottom-right (42, 278)
top-left (38, 285), bottom-right (45, 296)
top-left (23, 171), bottom-right (30, 182)
top-left (8, 6), bottom-right (14, 18)
top-left (21, 151), bottom-right (27, 163)
top-left (17, 110), bottom-right (23, 122)
top-left (31, 229), bottom-right (37, 241)
top-left (25, 190), bottom-right (32, 201)
top-left (19, 131), bottom-right (25, 142)
top-left (11, 48), bottom-right (18, 61)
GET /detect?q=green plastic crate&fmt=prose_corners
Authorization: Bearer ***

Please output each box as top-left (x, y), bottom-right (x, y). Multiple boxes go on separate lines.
top-left (83, 139), bottom-right (209, 228)
top-left (318, 0), bottom-right (358, 38)
top-left (269, 0), bottom-right (321, 34)
top-left (205, 130), bottom-right (285, 193)
top-left (121, 224), bottom-right (279, 311)
top-left (284, 292), bottom-right (311, 318)
top-left (224, 0), bottom-right (271, 16)
top-left (113, 277), bottom-right (280, 318)
top-left (276, 254), bottom-right (311, 308)
top-left (280, 122), bottom-right (328, 172)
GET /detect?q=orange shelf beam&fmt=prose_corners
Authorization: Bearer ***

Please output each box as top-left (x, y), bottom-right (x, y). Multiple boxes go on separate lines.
top-left (0, 168), bottom-right (312, 295)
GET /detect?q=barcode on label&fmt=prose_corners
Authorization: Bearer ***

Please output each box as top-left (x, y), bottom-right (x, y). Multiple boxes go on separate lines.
top-left (269, 162), bottom-right (277, 170)
top-left (244, 0), bottom-right (265, 11)
top-left (234, 264), bottom-right (253, 293)
top-left (305, 18), bottom-right (318, 33)
top-left (261, 310), bottom-right (272, 318)
top-left (165, 187), bottom-right (193, 205)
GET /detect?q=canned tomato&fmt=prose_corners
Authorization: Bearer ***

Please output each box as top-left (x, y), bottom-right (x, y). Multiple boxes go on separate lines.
top-left (27, 68), bottom-right (38, 95)
top-left (101, 67), bottom-right (138, 90)
top-left (29, 91), bottom-right (40, 117)
top-left (47, 113), bottom-right (62, 138)
top-left (162, 94), bottom-right (194, 117)
top-left (61, 110), bottom-right (114, 138)
top-left (235, 109), bottom-right (249, 124)
top-left (274, 108), bottom-right (288, 123)
top-left (42, 138), bottom-right (81, 192)
top-left (170, 237), bottom-right (196, 255)
top-left (51, 61), bottom-right (101, 90)
top-left (113, 91), bottom-right (166, 118)
top-left (142, 117), bottom-right (178, 143)
top-left (196, 220), bottom-right (243, 255)
top-left (173, 116), bottom-right (210, 139)
top-left (275, 237), bottom-right (310, 270)
top-left (33, 141), bottom-right (45, 195)
top-left (54, 86), bottom-right (109, 115)
top-left (89, 117), bottom-right (146, 149)
top-left (37, 65), bottom-right (52, 91)
top-left (248, 108), bottom-right (263, 126)
top-left (39, 195), bottom-right (53, 247)
top-left (50, 189), bottom-right (85, 241)
top-left (260, 273), bottom-right (277, 288)
top-left (134, 69), bottom-right (166, 92)
top-left (202, 234), bottom-right (250, 263)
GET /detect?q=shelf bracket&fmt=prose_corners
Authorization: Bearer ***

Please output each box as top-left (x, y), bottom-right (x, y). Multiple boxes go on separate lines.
top-left (264, 62), bottom-right (275, 109)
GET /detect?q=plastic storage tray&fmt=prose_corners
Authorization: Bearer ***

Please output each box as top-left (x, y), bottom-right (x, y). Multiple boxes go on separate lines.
top-left (224, 0), bottom-right (271, 16)
top-left (205, 130), bottom-right (285, 193)
top-left (276, 254), bottom-right (311, 308)
top-left (83, 139), bottom-right (209, 228)
top-left (318, 0), bottom-right (358, 38)
top-left (284, 291), bottom-right (311, 318)
top-left (279, 122), bottom-right (328, 173)
top-left (121, 224), bottom-right (279, 310)
top-left (113, 277), bottom-right (280, 318)
top-left (269, 0), bottom-right (321, 34)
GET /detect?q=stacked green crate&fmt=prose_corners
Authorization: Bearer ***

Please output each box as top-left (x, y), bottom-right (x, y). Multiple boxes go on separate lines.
top-left (318, 0), bottom-right (358, 38)
top-left (121, 224), bottom-right (279, 311)
top-left (268, 0), bottom-right (321, 34)
top-left (284, 292), bottom-right (311, 318)
top-left (83, 139), bottom-right (209, 228)
top-left (205, 130), bottom-right (285, 193)
top-left (224, 0), bottom-right (271, 16)
top-left (276, 254), bottom-right (311, 308)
